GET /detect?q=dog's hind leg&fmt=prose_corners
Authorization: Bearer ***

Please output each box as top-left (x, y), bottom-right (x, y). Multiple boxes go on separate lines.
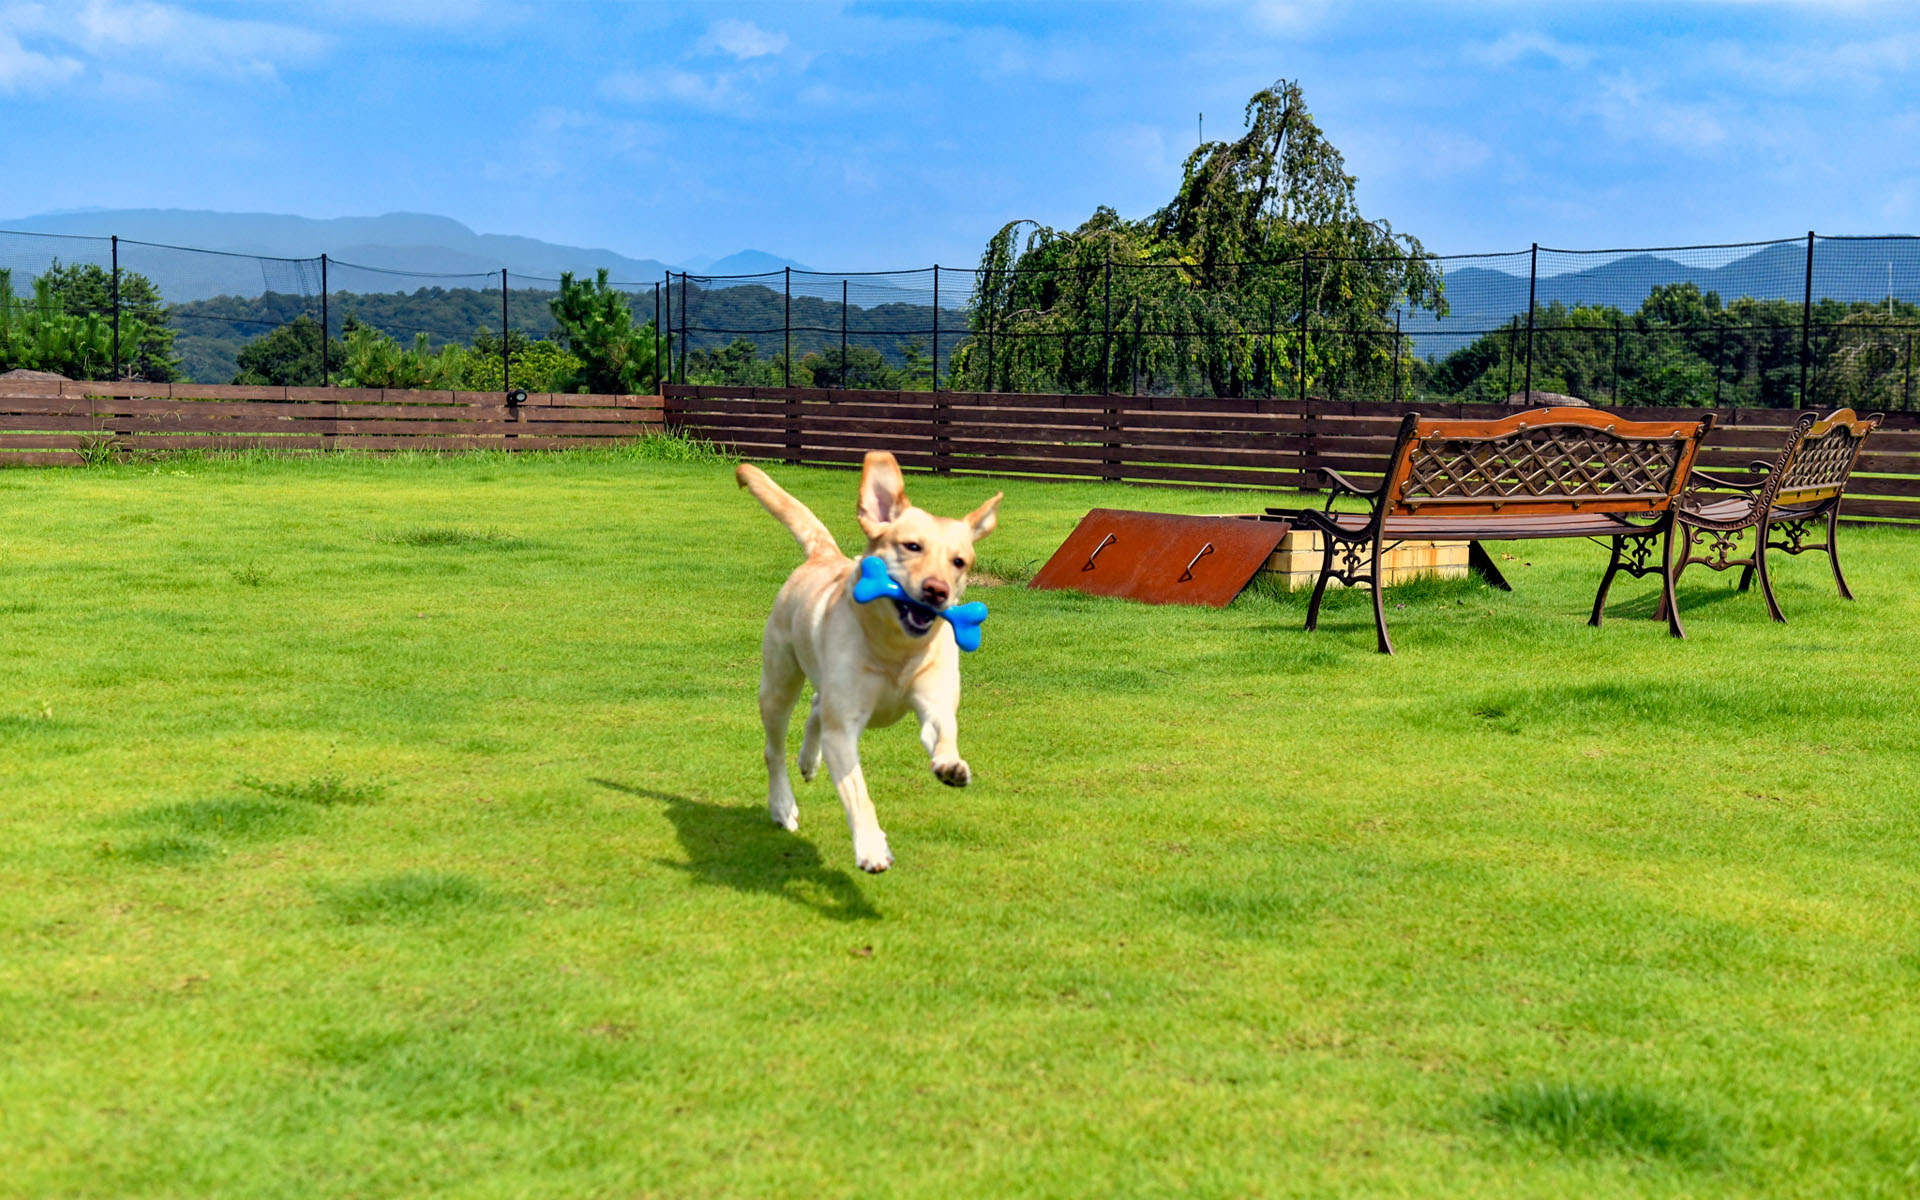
top-left (758, 642), bottom-right (805, 832)
top-left (798, 692), bottom-right (824, 782)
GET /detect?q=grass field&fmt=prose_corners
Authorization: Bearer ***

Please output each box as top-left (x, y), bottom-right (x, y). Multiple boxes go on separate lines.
top-left (3, 444), bottom-right (1918, 1198)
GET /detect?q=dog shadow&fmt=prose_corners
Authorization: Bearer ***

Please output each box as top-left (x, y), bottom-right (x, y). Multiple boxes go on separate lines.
top-left (589, 779), bottom-right (881, 923)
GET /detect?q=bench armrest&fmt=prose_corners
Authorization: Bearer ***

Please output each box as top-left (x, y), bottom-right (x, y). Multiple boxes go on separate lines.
top-left (1318, 467), bottom-right (1383, 511)
top-left (1692, 465), bottom-right (1770, 491)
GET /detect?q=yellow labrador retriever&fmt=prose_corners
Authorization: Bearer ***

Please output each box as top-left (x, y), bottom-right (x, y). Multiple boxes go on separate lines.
top-left (737, 452), bottom-right (1000, 873)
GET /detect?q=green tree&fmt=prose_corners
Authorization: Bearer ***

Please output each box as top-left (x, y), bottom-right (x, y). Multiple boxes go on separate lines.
top-left (550, 269), bottom-right (660, 394)
top-left (337, 322), bottom-right (468, 389)
top-left (462, 329), bottom-right (584, 393)
top-left (231, 315), bottom-right (340, 386)
top-left (36, 259), bottom-right (179, 381)
top-left (0, 269), bottom-right (127, 379)
top-left (960, 79), bottom-right (1443, 397)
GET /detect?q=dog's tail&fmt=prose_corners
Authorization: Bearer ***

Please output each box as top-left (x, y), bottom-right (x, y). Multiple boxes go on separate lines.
top-left (736, 462), bottom-right (839, 560)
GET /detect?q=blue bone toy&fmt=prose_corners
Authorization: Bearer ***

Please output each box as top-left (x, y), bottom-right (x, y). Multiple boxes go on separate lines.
top-left (852, 555), bottom-right (989, 652)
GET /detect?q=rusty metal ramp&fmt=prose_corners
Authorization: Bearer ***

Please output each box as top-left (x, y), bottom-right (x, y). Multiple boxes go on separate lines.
top-left (1028, 509), bottom-right (1289, 608)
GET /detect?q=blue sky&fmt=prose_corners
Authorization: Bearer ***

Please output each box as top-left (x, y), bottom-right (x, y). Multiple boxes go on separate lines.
top-left (1, 1), bottom-right (1916, 269)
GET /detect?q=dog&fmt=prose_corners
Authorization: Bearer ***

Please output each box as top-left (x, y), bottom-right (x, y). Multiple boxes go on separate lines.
top-left (736, 451), bottom-right (1001, 873)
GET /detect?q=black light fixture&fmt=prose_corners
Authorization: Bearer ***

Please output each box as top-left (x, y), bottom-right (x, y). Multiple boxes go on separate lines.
top-left (506, 387), bottom-right (528, 407)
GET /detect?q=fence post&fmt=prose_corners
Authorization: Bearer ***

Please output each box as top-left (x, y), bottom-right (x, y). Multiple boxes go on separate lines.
top-left (1713, 323), bottom-right (1726, 407)
top-left (983, 275), bottom-right (994, 393)
top-left (931, 265), bottom-right (940, 390)
top-left (1506, 315), bottom-right (1517, 398)
top-left (1102, 252), bottom-right (1113, 395)
top-left (321, 253), bottom-right (329, 387)
top-left (840, 279), bottom-right (849, 388)
top-left (501, 268), bottom-right (510, 395)
top-left (1132, 309), bottom-right (1142, 395)
top-left (110, 235), bottom-right (120, 381)
top-left (1904, 331), bottom-right (1913, 411)
top-left (1523, 242), bottom-right (1537, 401)
top-left (783, 266), bottom-right (791, 389)
top-left (1799, 230), bottom-right (1815, 408)
top-left (1392, 309), bottom-right (1402, 404)
top-left (1298, 252), bottom-right (1310, 407)
top-left (1611, 316), bottom-right (1621, 403)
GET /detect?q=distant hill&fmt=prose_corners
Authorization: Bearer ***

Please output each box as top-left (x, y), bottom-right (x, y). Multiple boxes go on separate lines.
top-left (0, 209), bottom-right (802, 302)
top-left (701, 249), bottom-right (812, 277)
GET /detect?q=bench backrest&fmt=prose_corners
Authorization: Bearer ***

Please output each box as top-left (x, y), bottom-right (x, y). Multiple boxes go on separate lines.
top-left (1380, 407), bottom-right (1715, 519)
top-left (1768, 408), bottom-right (1881, 507)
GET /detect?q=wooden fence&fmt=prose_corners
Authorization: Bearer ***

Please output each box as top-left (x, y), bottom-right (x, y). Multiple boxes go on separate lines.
top-left (665, 384), bottom-right (1920, 527)
top-left (0, 380), bottom-right (665, 464)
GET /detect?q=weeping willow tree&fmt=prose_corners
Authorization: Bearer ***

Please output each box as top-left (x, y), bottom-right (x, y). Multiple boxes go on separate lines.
top-left (954, 79), bottom-right (1446, 397)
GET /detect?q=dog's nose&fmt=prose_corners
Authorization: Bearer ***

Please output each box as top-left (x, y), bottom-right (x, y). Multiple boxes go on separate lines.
top-left (920, 579), bottom-right (949, 607)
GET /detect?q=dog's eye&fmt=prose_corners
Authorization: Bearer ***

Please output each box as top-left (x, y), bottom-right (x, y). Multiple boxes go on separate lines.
top-left (902, 542), bottom-right (922, 553)
top-left (953, 557), bottom-right (966, 569)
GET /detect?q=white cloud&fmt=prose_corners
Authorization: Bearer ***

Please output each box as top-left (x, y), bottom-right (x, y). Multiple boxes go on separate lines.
top-left (0, 28), bottom-right (82, 92)
top-left (1585, 71), bottom-right (1729, 150)
top-left (601, 66), bottom-right (764, 114)
top-left (1243, 0), bottom-right (1331, 36)
top-left (1468, 31), bottom-right (1595, 70)
top-left (702, 18), bottom-right (786, 61)
top-left (3, 1), bottom-right (329, 84)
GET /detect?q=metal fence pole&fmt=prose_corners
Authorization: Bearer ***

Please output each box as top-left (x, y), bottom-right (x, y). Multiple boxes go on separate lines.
top-left (110, 235), bottom-right (120, 381)
top-left (1392, 309), bottom-right (1402, 404)
top-left (931, 265), bottom-right (940, 390)
top-left (783, 266), bottom-right (791, 389)
top-left (1506, 316), bottom-right (1517, 398)
top-left (840, 279), bottom-right (849, 388)
top-left (1298, 252), bottom-right (1309, 407)
top-left (1714, 323), bottom-right (1726, 406)
top-left (501, 268), bottom-right (510, 395)
top-left (321, 254), bottom-right (329, 387)
top-left (1799, 230), bottom-right (1815, 408)
top-left (983, 276), bottom-right (994, 393)
top-left (1102, 253), bottom-right (1113, 395)
top-left (1523, 242), bottom-right (1537, 401)
top-left (1904, 331), bottom-right (1913, 411)
top-left (1611, 316), bottom-right (1621, 403)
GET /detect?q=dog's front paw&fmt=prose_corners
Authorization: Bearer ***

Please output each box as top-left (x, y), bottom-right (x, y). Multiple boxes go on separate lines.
top-left (769, 793), bottom-right (799, 832)
top-left (854, 830), bottom-right (893, 873)
top-left (932, 757), bottom-right (971, 788)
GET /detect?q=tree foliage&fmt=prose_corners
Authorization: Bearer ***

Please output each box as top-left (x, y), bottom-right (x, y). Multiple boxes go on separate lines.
top-left (231, 315), bottom-right (340, 387)
top-left (0, 263), bottom-right (177, 381)
top-left (550, 269), bottom-right (660, 395)
top-left (958, 79), bottom-right (1444, 397)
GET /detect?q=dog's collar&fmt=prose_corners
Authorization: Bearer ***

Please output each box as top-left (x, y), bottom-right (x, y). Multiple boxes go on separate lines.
top-left (852, 555), bottom-right (988, 652)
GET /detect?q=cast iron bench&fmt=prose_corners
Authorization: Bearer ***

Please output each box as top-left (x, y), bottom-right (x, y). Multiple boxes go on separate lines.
top-left (1268, 406), bottom-right (1715, 654)
top-left (1665, 407), bottom-right (1882, 623)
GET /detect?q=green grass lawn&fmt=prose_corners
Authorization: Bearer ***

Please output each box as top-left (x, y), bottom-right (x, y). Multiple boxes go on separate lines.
top-left (3, 445), bottom-right (1917, 1198)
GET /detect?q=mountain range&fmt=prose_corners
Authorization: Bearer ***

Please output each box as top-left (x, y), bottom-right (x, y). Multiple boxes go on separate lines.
top-left (0, 208), bottom-right (811, 301)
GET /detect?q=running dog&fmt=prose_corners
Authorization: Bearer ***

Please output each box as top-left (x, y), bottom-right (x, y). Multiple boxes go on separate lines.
top-left (736, 452), bottom-right (1001, 873)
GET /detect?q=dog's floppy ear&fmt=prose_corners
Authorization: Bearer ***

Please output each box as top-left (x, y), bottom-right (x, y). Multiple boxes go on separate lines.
top-left (966, 491), bottom-right (1002, 542)
top-left (857, 451), bottom-right (910, 539)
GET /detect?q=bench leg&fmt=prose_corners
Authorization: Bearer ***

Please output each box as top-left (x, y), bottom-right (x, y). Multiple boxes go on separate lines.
top-left (1369, 537), bottom-right (1394, 655)
top-left (1653, 557), bottom-right (1691, 623)
top-left (1590, 536), bottom-right (1624, 627)
top-left (1304, 542), bottom-right (1337, 632)
top-left (1754, 516), bottom-right (1786, 623)
top-left (1661, 527), bottom-right (1686, 639)
top-left (1826, 508), bottom-right (1855, 601)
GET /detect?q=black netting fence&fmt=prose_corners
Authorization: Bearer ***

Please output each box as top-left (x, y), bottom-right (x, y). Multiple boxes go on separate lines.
top-left (2, 226), bottom-right (1915, 410)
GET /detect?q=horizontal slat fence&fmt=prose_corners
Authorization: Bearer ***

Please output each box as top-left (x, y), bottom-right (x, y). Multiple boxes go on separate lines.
top-left (666, 385), bottom-right (1920, 527)
top-left (0, 380), bottom-right (664, 464)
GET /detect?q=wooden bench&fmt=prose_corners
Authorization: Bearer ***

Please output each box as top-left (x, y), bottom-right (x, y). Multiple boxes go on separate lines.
top-left (1666, 408), bottom-right (1882, 623)
top-left (1267, 406), bottom-right (1715, 653)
